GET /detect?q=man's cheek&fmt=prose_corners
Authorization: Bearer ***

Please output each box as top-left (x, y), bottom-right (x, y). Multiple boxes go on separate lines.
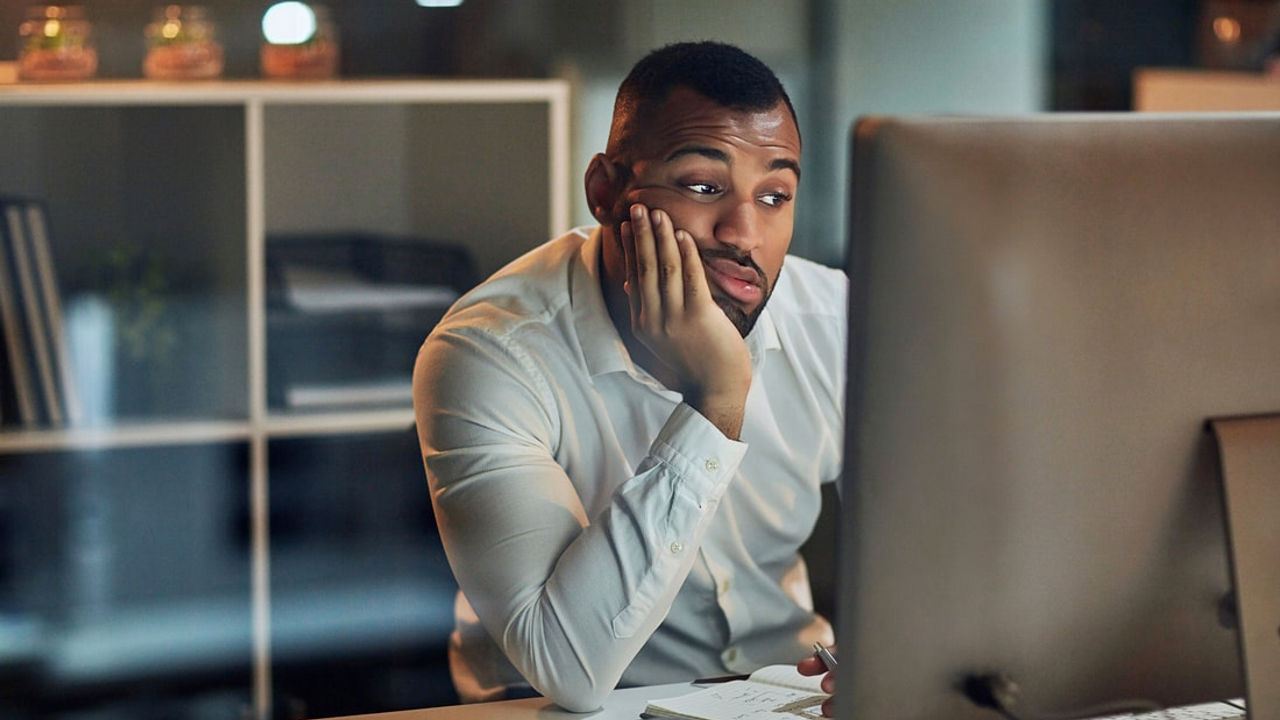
top-left (629, 189), bottom-right (692, 218)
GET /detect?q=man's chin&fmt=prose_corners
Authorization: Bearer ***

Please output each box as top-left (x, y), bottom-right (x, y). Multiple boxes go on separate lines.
top-left (717, 297), bottom-right (761, 338)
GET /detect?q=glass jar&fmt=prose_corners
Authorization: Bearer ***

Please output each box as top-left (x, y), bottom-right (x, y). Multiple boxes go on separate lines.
top-left (143, 5), bottom-right (224, 80)
top-left (17, 5), bottom-right (98, 82)
top-left (260, 3), bottom-right (339, 80)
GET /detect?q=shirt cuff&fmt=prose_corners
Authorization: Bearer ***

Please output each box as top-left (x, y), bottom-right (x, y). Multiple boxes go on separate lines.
top-left (650, 403), bottom-right (748, 500)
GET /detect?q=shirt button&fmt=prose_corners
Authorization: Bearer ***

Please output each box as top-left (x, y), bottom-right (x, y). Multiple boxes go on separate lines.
top-left (724, 647), bottom-right (738, 663)
top-left (705, 458), bottom-right (720, 472)
top-left (669, 541), bottom-right (684, 555)
top-left (720, 579), bottom-right (731, 594)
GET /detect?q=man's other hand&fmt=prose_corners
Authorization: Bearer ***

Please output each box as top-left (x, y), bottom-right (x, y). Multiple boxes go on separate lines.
top-left (797, 644), bottom-right (837, 717)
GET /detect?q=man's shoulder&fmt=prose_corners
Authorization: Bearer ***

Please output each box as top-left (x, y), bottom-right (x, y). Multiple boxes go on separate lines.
top-left (490, 227), bottom-right (594, 282)
top-left (434, 227), bottom-right (594, 338)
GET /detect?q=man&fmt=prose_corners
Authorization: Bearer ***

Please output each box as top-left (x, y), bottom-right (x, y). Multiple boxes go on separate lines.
top-left (413, 41), bottom-right (844, 713)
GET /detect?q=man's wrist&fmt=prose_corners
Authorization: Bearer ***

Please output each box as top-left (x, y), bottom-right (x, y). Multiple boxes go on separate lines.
top-left (688, 389), bottom-right (747, 440)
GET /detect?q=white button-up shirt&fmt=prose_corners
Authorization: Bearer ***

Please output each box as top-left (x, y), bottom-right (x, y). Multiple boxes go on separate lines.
top-left (413, 227), bottom-right (846, 711)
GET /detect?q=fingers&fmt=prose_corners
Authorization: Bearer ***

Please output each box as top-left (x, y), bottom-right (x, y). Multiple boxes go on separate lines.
top-left (652, 209), bottom-right (685, 313)
top-left (818, 667), bottom-right (837, 717)
top-left (796, 650), bottom-right (837, 717)
top-left (675, 226), bottom-right (707, 306)
top-left (796, 655), bottom-right (826, 676)
top-left (798, 644), bottom-right (838, 677)
top-left (625, 204), bottom-right (686, 327)
top-left (621, 215), bottom-right (638, 326)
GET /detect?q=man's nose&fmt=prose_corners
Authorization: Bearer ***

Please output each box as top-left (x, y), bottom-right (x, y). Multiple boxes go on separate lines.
top-left (713, 196), bottom-right (761, 254)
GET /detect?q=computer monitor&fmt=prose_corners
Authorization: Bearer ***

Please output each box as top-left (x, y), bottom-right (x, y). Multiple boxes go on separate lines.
top-left (836, 113), bottom-right (1280, 720)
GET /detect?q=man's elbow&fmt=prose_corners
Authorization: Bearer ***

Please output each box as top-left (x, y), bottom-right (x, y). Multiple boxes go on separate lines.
top-left (519, 655), bottom-right (614, 712)
top-left (501, 610), bottom-right (623, 712)
top-left (543, 680), bottom-right (611, 714)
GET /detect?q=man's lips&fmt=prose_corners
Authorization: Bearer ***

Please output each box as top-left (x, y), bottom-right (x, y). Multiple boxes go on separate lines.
top-left (703, 256), bottom-right (764, 305)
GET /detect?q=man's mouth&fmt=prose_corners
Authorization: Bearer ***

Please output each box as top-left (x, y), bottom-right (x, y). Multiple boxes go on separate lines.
top-left (703, 256), bottom-right (765, 306)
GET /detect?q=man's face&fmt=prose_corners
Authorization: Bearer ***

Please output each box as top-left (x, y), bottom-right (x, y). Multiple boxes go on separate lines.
top-left (610, 88), bottom-right (801, 336)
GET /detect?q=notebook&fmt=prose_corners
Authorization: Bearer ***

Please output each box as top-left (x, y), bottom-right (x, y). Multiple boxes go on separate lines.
top-left (642, 664), bottom-right (829, 720)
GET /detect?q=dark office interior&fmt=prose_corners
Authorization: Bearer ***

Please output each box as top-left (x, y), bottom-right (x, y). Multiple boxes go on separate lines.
top-left (0, 1), bottom-right (1278, 719)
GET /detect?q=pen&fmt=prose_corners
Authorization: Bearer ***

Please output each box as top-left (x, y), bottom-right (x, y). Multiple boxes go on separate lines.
top-left (813, 642), bottom-right (838, 671)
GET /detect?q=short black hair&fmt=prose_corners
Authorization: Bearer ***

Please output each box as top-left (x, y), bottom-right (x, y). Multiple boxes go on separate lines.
top-left (607, 41), bottom-right (798, 159)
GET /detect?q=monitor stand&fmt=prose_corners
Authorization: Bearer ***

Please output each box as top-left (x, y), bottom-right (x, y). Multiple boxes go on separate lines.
top-left (1208, 413), bottom-right (1280, 720)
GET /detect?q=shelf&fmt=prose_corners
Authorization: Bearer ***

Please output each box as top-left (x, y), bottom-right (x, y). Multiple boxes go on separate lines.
top-left (0, 78), bottom-right (570, 718)
top-left (0, 78), bottom-right (573, 106)
top-left (0, 418), bottom-right (252, 453)
top-left (264, 407), bottom-right (415, 439)
top-left (5, 576), bottom-right (454, 687)
top-left (0, 410), bottom-right (425, 451)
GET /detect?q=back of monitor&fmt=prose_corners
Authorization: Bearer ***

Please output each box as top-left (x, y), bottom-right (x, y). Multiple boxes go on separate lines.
top-left (838, 113), bottom-right (1280, 720)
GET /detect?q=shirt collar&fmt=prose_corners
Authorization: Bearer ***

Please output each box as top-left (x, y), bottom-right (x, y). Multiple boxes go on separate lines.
top-left (572, 228), bottom-right (632, 378)
top-left (571, 226), bottom-right (781, 379)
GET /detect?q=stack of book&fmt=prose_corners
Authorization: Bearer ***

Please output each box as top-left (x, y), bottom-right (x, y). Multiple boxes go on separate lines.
top-left (0, 196), bottom-right (80, 427)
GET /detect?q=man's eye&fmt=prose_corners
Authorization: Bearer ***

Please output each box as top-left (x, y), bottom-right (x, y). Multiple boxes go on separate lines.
top-left (685, 182), bottom-right (720, 195)
top-left (760, 192), bottom-right (792, 207)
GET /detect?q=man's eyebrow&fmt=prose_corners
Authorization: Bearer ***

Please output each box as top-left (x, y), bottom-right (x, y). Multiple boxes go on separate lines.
top-left (770, 157), bottom-right (801, 181)
top-left (665, 146), bottom-right (802, 181)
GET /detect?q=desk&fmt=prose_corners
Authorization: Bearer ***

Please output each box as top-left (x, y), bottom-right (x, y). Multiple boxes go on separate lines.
top-left (323, 683), bottom-right (695, 720)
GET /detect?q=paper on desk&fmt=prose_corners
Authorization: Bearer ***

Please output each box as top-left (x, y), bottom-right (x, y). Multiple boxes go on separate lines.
top-left (643, 679), bottom-right (826, 720)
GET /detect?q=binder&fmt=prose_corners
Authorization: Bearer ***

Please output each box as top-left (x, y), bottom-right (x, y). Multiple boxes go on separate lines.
top-left (0, 196), bottom-right (80, 426)
top-left (24, 200), bottom-right (81, 424)
top-left (4, 201), bottom-right (62, 424)
top-left (0, 199), bottom-right (38, 425)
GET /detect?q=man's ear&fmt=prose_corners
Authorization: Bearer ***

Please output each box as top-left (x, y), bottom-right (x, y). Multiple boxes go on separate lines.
top-left (584, 153), bottom-right (622, 225)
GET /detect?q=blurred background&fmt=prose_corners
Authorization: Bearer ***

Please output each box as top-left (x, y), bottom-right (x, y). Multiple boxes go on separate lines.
top-left (5, 0), bottom-right (1280, 263)
top-left (0, 1), bottom-right (1277, 719)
